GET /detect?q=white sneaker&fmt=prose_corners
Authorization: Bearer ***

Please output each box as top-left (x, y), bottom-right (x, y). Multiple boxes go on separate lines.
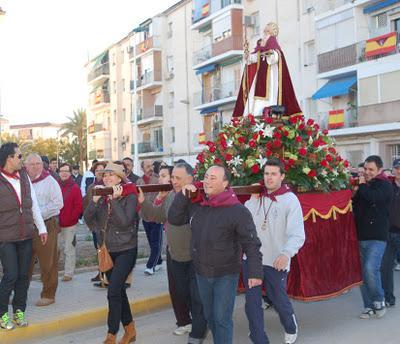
top-left (173, 323), bottom-right (192, 335)
top-left (284, 332), bottom-right (298, 344)
top-left (373, 301), bottom-right (386, 318)
top-left (154, 264), bottom-right (162, 272)
top-left (144, 268), bottom-right (154, 276)
top-left (360, 308), bottom-right (375, 319)
top-left (78, 219), bottom-right (84, 225)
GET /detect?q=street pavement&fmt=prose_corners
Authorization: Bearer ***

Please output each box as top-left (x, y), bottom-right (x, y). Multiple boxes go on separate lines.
top-left (29, 272), bottom-right (400, 344)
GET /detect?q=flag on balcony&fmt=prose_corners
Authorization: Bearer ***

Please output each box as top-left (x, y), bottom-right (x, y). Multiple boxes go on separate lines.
top-left (202, 2), bottom-right (210, 16)
top-left (328, 110), bottom-right (345, 129)
top-left (365, 32), bottom-right (397, 58)
top-left (198, 132), bottom-right (206, 144)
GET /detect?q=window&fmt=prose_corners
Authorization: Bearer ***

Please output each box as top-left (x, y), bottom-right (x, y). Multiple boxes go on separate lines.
top-left (113, 110), bottom-right (117, 122)
top-left (374, 13), bottom-right (388, 30)
top-left (113, 81), bottom-right (117, 94)
top-left (252, 12), bottom-right (260, 37)
top-left (167, 22), bottom-right (173, 38)
top-left (168, 91), bottom-right (175, 108)
top-left (213, 14), bottom-right (232, 42)
top-left (122, 78), bottom-right (126, 92)
top-left (391, 144), bottom-right (400, 160)
top-left (154, 128), bottom-right (163, 149)
top-left (304, 40), bottom-right (315, 66)
top-left (123, 108), bottom-right (126, 122)
top-left (166, 55), bottom-right (174, 74)
top-left (170, 127), bottom-right (175, 143)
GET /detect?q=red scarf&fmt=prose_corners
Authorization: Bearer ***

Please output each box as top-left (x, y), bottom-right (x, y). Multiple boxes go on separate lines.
top-left (261, 184), bottom-right (291, 202)
top-left (143, 174), bottom-right (150, 184)
top-left (200, 187), bottom-right (241, 208)
top-left (31, 169), bottom-right (50, 184)
top-left (0, 168), bottom-right (20, 180)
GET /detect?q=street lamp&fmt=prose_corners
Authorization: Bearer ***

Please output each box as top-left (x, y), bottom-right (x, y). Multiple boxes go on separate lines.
top-left (0, 7), bottom-right (5, 146)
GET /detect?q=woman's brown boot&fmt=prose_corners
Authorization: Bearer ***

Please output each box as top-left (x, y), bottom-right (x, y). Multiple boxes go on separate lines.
top-left (118, 321), bottom-right (136, 343)
top-left (103, 333), bottom-right (117, 344)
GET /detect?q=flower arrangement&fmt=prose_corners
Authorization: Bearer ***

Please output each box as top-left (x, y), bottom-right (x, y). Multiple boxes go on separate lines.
top-left (195, 114), bottom-right (350, 192)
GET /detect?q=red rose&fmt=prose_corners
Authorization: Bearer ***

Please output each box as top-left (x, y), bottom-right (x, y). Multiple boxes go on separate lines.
top-left (321, 160), bottom-right (328, 167)
top-left (206, 141), bottom-right (213, 147)
top-left (251, 164), bottom-right (260, 174)
top-left (265, 141), bottom-right (273, 149)
top-left (289, 116), bottom-right (298, 125)
top-left (295, 136), bottom-right (302, 143)
top-left (307, 119), bottom-right (314, 126)
top-left (273, 139), bottom-right (282, 148)
top-left (336, 156), bottom-right (342, 162)
top-left (225, 154), bottom-right (233, 161)
top-left (282, 131), bottom-right (289, 137)
top-left (312, 140), bottom-right (320, 148)
top-left (214, 158), bottom-right (221, 164)
top-left (298, 147), bottom-right (307, 156)
top-left (308, 170), bottom-right (317, 178)
top-left (313, 124), bottom-right (320, 131)
top-left (328, 147), bottom-right (336, 154)
top-left (344, 160), bottom-right (349, 168)
top-left (266, 149), bottom-right (273, 157)
top-left (248, 114), bottom-right (256, 125)
top-left (249, 140), bottom-right (257, 148)
top-left (322, 129), bottom-right (329, 135)
top-left (326, 154), bottom-right (333, 162)
top-left (197, 153), bottom-right (205, 163)
top-left (238, 136), bottom-right (247, 144)
top-left (307, 130), bottom-right (313, 137)
top-left (298, 123), bottom-right (305, 130)
top-left (220, 140), bottom-right (227, 150)
top-left (264, 117), bottom-right (274, 124)
top-left (252, 133), bottom-right (259, 140)
top-left (288, 159), bottom-right (295, 166)
top-left (273, 132), bottom-right (282, 139)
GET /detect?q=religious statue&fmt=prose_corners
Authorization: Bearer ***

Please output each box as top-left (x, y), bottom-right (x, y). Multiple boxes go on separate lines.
top-left (233, 22), bottom-right (302, 119)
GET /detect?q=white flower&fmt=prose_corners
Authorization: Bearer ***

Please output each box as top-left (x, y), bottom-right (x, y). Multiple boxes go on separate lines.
top-left (226, 139), bottom-right (233, 147)
top-left (232, 167), bottom-right (241, 177)
top-left (256, 155), bottom-right (267, 167)
top-left (254, 123), bottom-right (265, 133)
top-left (332, 169), bottom-right (339, 176)
top-left (227, 156), bottom-right (243, 167)
top-left (321, 170), bottom-right (328, 177)
top-left (262, 125), bottom-right (275, 138)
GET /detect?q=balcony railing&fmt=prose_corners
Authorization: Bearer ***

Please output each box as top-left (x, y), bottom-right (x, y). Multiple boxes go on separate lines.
top-left (316, 108), bottom-right (358, 130)
top-left (88, 63), bottom-right (110, 82)
top-left (315, 0), bottom-right (354, 15)
top-left (136, 70), bottom-right (162, 88)
top-left (193, 35), bottom-right (243, 65)
top-left (89, 90), bottom-right (110, 107)
top-left (194, 79), bottom-right (240, 106)
top-left (135, 36), bottom-right (161, 56)
top-left (318, 32), bottom-right (400, 74)
top-left (138, 141), bottom-right (164, 154)
top-left (88, 123), bottom-right (105, 134)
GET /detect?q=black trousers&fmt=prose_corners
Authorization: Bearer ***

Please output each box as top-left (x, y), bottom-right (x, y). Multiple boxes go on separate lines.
top-left (0, 239), bottom-right (33, 315)
top-left (106, 247), bottom-right (137, 334)
top-left (170, 258), bottom-right (207, 340)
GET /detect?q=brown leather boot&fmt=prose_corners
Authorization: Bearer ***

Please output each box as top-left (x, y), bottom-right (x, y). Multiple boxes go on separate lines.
top-left (103, 333), bottom-right (117, 344)
top-left (118, 321), bottom-right (136, 343)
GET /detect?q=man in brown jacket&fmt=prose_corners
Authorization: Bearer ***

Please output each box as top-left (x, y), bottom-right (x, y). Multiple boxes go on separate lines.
top-left (0, 143), bottom-right (47, 330)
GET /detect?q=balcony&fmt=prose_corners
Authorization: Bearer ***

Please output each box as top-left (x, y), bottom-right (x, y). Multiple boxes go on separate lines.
top-left (89, 90), bottom-right (110, 110)
top-left (136, 105), bottom-right (163, 126)
top-left (316, 108), bottom-right (358, 131)
top-left (88, 123), bottom-right (106, 134)
top-left (194, 79), bottom-right (240, 109)
top-left (133, 141), bottom-right (164, 157)
top-left (193, 35), bottom-right (243, 69)
top-left (315, 0), bottom-right (355, 16)
top-left (192, 0), bottom-right (242, 27)
top-left (88, 63), bottom-right (110, 85)
top-left (134, 36), bottom-right (161, 57)
top-left (136, 70), bottom-right (162, 90)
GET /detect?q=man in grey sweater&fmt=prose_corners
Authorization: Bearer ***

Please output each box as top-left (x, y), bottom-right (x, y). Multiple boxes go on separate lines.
top-left (244, 158), bottom-right (305, 344)
top-left (138, 163), bottom-right (207, 344)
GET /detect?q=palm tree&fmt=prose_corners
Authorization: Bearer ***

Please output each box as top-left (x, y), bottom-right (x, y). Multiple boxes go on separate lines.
top-left (60, 109), bottom-right (87, 171)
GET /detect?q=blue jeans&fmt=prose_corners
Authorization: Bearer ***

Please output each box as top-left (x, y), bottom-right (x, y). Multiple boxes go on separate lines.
top-left (381, 233), bottom-right (400, 305)
top-left (196, 273), bottom-right (239, 344)
top-left (143, 221), bottom-right (163, 270)
top-left (359, 240), bottom-right (386, 308)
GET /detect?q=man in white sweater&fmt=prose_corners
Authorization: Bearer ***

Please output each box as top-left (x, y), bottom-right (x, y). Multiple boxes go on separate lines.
top-left (244, 158), bottom-right (305, 344)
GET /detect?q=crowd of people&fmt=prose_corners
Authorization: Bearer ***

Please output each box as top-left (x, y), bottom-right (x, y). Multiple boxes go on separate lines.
top-left (0, 140), bottom-right (400, 344)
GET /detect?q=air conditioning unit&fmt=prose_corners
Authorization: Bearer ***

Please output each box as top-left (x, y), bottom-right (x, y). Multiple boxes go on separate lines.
top-left (244, 15), bottom-right (255, 27)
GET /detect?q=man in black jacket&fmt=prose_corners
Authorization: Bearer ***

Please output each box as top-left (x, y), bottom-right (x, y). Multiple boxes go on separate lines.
top-left (381, 158), bottom-right (400, 307)
top-left (353, 155), bottom-right (393, 319)
top-left (168, 165), bottom-right (262, 344)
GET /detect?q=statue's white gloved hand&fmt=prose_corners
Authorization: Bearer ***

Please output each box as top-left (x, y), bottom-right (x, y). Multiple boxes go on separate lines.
top-left (266, 50), bottom-right (279, 65)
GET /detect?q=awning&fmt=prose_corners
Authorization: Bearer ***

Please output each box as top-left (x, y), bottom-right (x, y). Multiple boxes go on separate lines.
top-left (196, 64), bottom-right (217, 75)
top-left (219, 57), bottom-right (242, 67)
top-left (200, 107), bottom-right (219, 114)
top-left (363, 0), bottom-right (400, 14)
top-left (312, 76), bottom-right (357, 100)
top-left (93, 51), bottom-right (108, 68)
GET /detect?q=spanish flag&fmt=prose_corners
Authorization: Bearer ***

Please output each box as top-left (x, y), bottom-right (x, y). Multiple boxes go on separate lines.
top-left (202, 2), bottom-right (210, 17)
top-left (365, 32), bottom-right (397, 58)
top-left (328, 110), bottom-right (345, 129)
top-left (198, 132), bottom-right (206, 144)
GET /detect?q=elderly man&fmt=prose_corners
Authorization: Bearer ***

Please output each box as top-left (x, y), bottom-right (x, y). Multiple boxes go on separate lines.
top-left (168, 165), bottom-right (263, 344)
top-left (25, 153), bottom-right (63, 307)
top-left (0, 143), bottom-right (47, 330)
top-left (137, 159), bottom-right (163, 275)
top-left (138, 163), bottom-right (207, 342)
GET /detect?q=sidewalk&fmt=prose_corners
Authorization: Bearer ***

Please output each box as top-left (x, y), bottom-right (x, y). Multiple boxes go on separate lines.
top-left (0, 262), bottom-right (170, 344)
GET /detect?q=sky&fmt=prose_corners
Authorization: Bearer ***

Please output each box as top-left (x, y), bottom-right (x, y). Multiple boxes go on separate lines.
top-left (0, 0), bottom-right (180, 125)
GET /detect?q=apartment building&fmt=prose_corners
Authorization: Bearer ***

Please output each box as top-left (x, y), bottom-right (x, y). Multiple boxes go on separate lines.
top-left (130, 0), bottom-right (203, 166)
top-left (311, 0), bottom-right (400, 166)
top-left (9, 122), bottom-right (62, 141)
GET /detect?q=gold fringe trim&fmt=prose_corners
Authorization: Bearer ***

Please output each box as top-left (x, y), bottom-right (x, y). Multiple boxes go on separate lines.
top-left (278, 50), bottom-right (282, 105)
top-left (303, 200), bottom-right (353, 222)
